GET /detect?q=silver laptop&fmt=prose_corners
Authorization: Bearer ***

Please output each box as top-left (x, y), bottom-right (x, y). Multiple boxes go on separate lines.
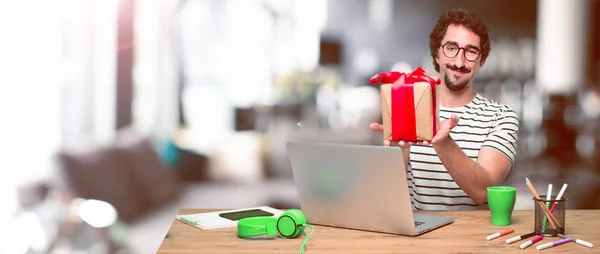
top-left (287, 141), bottom-right (454, 236)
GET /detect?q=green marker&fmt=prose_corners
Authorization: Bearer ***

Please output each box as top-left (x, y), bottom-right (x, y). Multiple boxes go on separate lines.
top-left (180, 216), bottom-right (198, 225)
top-left (542, 184), bottom-right (552, 233)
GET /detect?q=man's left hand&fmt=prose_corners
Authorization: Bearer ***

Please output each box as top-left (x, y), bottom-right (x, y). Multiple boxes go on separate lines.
top-left (418, 114), bottom-right (459, 146)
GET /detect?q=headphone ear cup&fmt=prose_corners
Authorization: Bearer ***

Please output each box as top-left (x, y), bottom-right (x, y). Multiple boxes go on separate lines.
top-left (290, 209), bottom-right (307, 234)
top-left (276, 209), bottom-right (306, 238)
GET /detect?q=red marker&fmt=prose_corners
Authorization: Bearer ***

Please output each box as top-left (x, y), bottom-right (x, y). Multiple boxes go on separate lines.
top-left (486, 228), bottom-right (515, 240)
top-left (520, 235), bottom-right (544, 249)
top-left (549, 183), bottom-right (568, 213)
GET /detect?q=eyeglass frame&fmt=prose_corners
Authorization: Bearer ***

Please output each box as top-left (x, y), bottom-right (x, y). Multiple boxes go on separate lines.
top-left (440, 41), bottom-right (481, 62)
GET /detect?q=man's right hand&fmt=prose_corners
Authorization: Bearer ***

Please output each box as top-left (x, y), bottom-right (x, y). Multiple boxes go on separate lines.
top-left (369, 122), bottom-right (414, 148)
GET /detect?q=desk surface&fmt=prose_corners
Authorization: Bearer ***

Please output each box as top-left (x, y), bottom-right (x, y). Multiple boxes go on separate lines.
top-left (158, 209), bottom-right (598, 253)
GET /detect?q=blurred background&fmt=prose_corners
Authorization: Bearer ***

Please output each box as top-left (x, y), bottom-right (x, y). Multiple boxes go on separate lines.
top-left (1, 0), bottom-right (599, 253)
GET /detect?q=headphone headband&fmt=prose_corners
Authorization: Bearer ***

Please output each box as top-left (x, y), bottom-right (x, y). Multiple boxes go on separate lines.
top-left (237, 217), bottom-right (278, 238)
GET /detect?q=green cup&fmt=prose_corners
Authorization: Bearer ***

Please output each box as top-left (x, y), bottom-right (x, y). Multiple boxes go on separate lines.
top-left (487, 186), bottom-right (517, 226)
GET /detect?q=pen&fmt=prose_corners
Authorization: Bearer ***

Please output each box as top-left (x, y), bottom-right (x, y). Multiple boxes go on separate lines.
top-left (486, 228), bottom-right (514, 240)
top-left (506, 232), bottom-right (536, 244)
top-left (519, 235), bottom-right (543, 249)
top-left (536, 238), bottom-right (572, 251)
top-left (558, 234), bottom-right (594, 248)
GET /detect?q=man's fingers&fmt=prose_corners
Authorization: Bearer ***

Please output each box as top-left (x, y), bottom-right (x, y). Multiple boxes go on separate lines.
top-left (395, 139), bottom-right (434, 146)
top-left (450, 114), bottom-right (460, 127)
top-left (369, 123), bottom-right (384, 133)
top-left (397, 140), bottom-right (415, 148)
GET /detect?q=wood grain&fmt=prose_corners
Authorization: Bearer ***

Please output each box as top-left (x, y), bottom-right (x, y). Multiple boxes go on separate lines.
top-left (158, 209), bottom-right (599, 253)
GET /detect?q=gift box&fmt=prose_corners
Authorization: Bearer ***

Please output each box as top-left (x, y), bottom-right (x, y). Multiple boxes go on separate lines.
top-left (370, 67), bottom-right (441, 142)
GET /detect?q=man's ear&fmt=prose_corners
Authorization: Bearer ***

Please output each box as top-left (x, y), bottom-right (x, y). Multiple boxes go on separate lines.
top-left (479, 59), bottom-right (486, 68)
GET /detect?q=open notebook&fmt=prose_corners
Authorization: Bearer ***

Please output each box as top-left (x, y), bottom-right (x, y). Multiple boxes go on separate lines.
top-left (175, 206), bottom-right (283, 230)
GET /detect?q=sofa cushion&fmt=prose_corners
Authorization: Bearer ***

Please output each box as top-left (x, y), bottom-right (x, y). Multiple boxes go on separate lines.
top-left (113, 134), bottom-right (182, 209)
top-left (56, 144), bottom-right (146, 222)
top-left (55, 130), bottom-right (183, 222)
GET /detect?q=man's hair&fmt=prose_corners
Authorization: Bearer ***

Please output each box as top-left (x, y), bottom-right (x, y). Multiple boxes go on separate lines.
top-left (429, 8), bottom-right (491, 72)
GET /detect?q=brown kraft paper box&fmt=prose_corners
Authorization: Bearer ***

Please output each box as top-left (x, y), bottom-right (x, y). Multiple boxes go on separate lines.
top-left (379, 77), bottom-right (440, 142)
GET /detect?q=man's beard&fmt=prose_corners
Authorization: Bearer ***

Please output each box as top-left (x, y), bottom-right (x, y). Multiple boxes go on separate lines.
top-left (443, 64), bottom-right (471, 92)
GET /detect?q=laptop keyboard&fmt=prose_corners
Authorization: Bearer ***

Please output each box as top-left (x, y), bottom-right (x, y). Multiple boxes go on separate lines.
top-left (415, 221), bottom-right (425, 227)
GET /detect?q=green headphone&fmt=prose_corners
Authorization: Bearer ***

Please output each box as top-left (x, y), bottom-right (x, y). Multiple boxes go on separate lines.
top-left (237, 209), bottom-right (314, 253)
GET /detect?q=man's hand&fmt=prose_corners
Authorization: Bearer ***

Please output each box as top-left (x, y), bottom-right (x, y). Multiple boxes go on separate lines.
top-left (419, 114), bottom-right (460, 146)
top-left (370, 114), bottom-right (458, 146)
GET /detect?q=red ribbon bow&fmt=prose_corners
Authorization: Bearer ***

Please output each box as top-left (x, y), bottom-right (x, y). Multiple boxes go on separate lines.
top-left (370, 67), bottom-right (441, 141)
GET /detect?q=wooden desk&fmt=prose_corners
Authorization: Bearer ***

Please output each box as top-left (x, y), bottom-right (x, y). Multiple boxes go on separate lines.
top-left (158, 209), bottom-right (599, 253)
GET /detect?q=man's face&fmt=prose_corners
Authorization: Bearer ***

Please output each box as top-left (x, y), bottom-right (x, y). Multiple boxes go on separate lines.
top-left (435, 24), bottom-right (482, 92)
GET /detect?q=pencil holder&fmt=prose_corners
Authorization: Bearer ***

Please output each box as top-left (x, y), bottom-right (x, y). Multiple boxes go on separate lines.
top-left (533, 196), bottom-right (566, 236)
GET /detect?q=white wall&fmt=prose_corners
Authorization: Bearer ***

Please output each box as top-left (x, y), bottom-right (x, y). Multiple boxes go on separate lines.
top-left (0, 0), bottom-right (119, 216)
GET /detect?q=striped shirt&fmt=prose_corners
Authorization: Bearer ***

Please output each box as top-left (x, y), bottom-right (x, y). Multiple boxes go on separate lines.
top-left (407, 93), bottom-right (519, 210)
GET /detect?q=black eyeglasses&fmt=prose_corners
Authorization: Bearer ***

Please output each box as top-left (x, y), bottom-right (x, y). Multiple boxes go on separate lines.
top-left (441, 42), bottom-right (481, 62)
